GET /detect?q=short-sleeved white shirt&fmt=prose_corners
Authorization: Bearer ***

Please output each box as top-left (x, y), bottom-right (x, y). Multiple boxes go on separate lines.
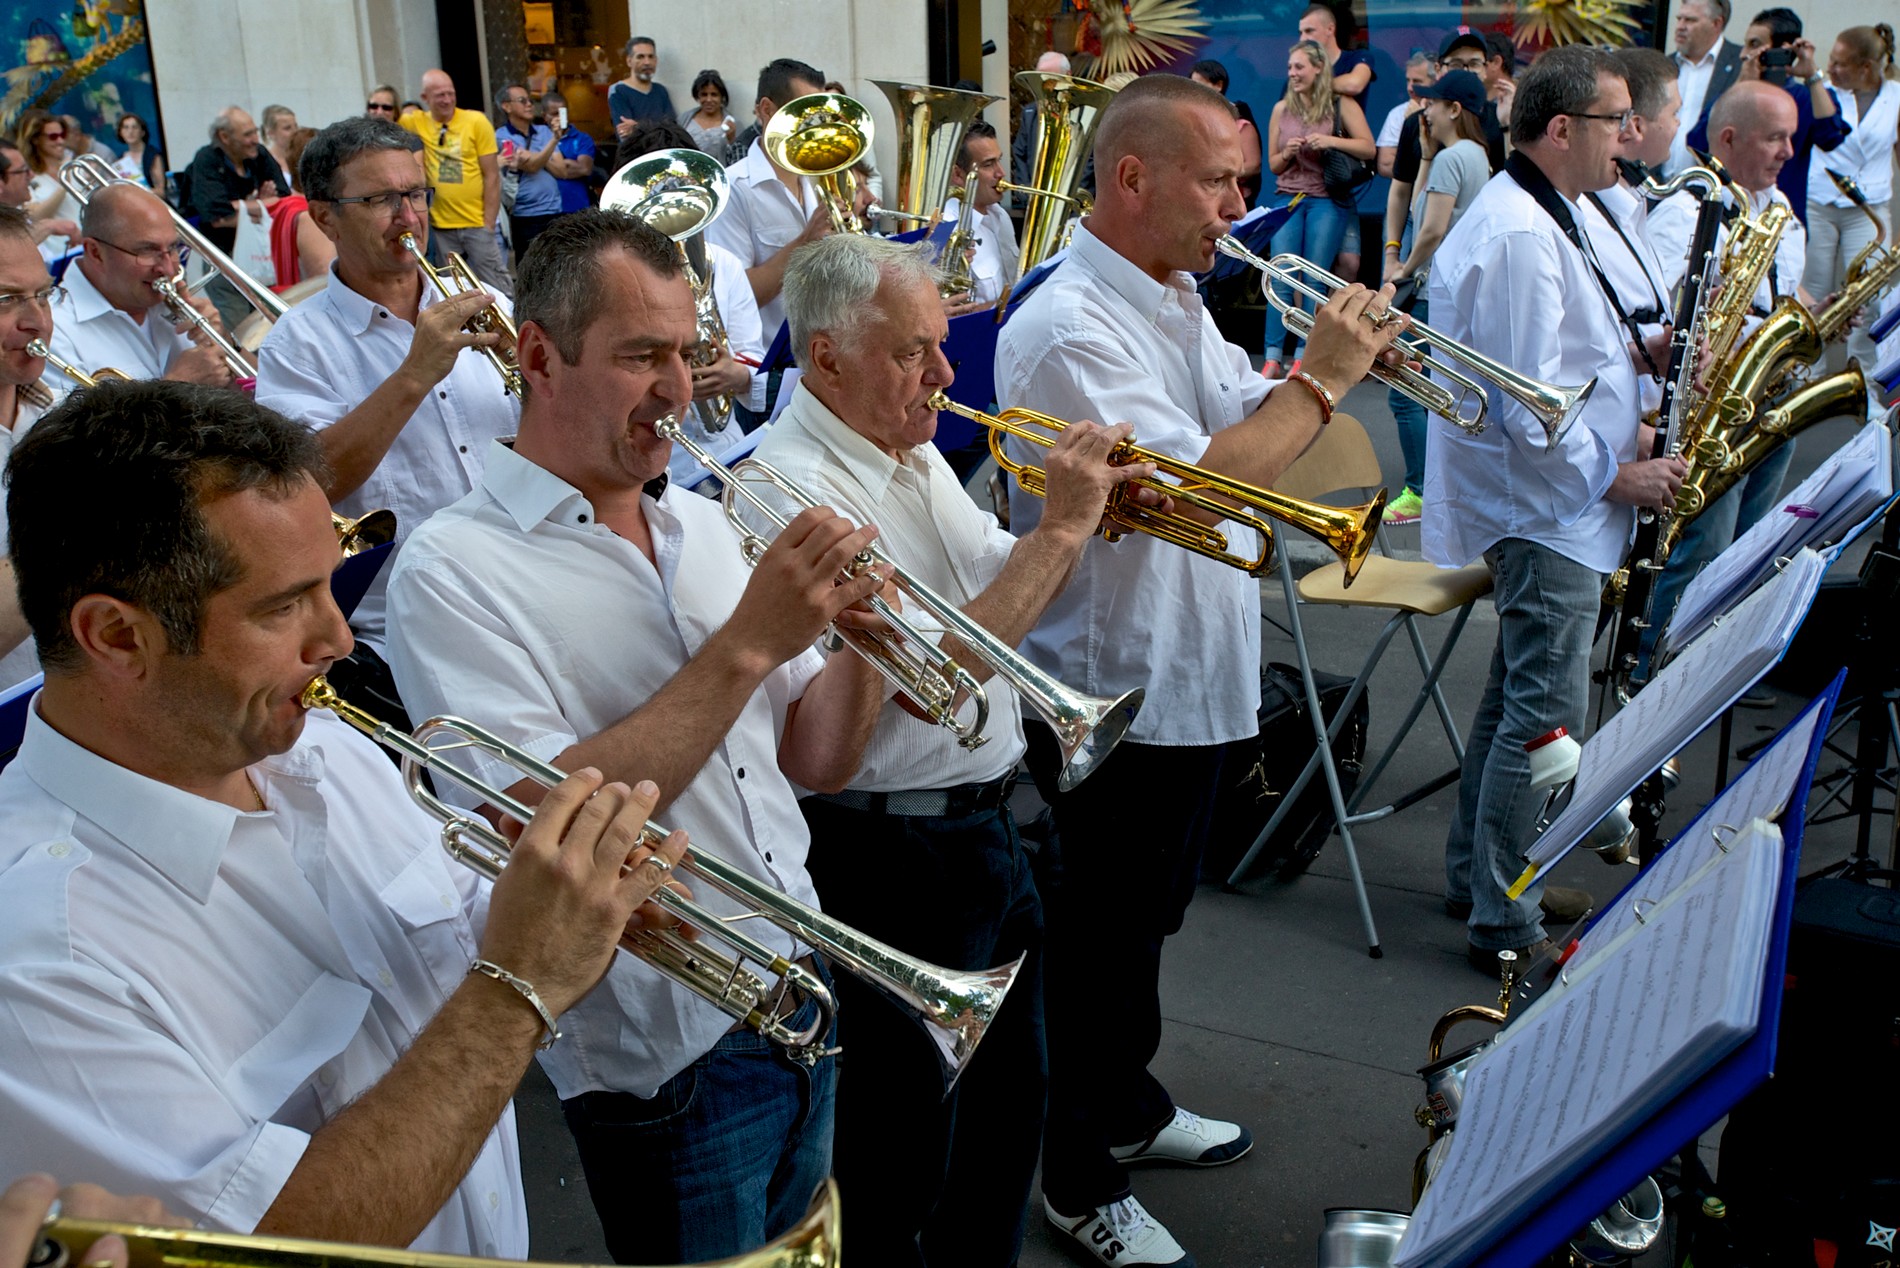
top-left (941, 197), bottom-right (1022, 306)
top-left (706, 141), bottom-right (822, 341)
top-left (1, 387), bottom-right (56, 688)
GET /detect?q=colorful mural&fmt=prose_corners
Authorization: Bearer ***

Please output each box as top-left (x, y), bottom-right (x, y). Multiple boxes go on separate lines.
top-left (2, 0), bottom-right (162, 153)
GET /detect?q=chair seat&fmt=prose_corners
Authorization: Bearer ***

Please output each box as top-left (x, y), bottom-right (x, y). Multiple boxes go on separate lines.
top-left (1298, 556), bottom-right (1494, 616)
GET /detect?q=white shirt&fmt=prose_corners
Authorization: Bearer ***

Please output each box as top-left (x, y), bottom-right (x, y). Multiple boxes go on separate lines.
top-left (707, 140), bottom-right (822, 342)
top-left (1581, 181), bottom-right (1672, 415)
top-left (0, 704), bottom-right (525, 1254)
top-left (45, 259), bottom-right (197, 388)
top-left (0, 387), bottom-right (56, 689)
top-left (996, 223), bottom-right (1271, 747)
top-left (752, 383), bottom-right (1025, 790)
top-left (1423, 170), bottom-right (1642, 573)
top-left (664, 241), bottom-right (768, 487)
top-left (1648, 183), bottom-right (1806, 324)
top-left (255, 263), bottom-right (521, 652)
top-left (1377, 101), bottom-right (1412, 149)
top-left (1808, 80), bottom-right (1900, 207)
top-left (941, 196), bottom-right (1021, 306)
top-left (383, 441), bottom-right (824, 1098)
top-left (1669, 46), bottom-right (1722, 176)
top-left (28, 173), bottom-right (80, 261)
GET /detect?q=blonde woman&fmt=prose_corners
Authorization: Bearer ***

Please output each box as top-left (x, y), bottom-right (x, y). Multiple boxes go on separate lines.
top-left (1260, 40), bottom-right (1374, 377)
top-left (16, 111), bottom-right (80, 259)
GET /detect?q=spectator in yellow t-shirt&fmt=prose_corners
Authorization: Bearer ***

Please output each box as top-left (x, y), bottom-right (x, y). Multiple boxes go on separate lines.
top-left (402, 68), bottom-right (511, 294)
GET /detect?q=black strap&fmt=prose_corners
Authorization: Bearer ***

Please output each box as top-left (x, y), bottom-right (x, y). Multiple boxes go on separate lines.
top-left (1583, 190), bottom-right (1666, 381)
top-left (1508, 152), bottom-right (1656, 381)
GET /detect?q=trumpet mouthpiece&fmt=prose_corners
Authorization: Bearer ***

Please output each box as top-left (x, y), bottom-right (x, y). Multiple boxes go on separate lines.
top-left (299, 677), bottom-right (340, 711)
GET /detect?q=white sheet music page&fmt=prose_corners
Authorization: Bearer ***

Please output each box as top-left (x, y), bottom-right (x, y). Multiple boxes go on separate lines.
top-left (1394, 819), bottom-right (1784, 1268)
top-left (1665, 423), bottom-right (1892, 658)
top-left (1509, 550), bottom-right (1824, 894)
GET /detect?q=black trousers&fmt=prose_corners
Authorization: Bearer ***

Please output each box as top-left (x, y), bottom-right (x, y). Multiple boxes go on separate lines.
top-left (508, 212), bottom-right (558, 264)
top-left (1023, 723), bottom-right (1234, 1213)
top-left (800, 795), bottom-right (1047, 1268)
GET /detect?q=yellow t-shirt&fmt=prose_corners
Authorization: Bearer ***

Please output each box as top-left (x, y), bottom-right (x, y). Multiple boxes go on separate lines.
top-left (402, 108), bottom-right (497, 230)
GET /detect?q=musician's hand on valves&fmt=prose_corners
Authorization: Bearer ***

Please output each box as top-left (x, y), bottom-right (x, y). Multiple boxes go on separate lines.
top-left (2, 1173), bottom-right (185, 1268)
top-left (690, 349), bottom-right (752, 400)
top-left (172, 291), bottom-right (227, 341)
top-left (1038, 420), bottom-right (1159, 539)
top-left (1607, 454), bottom-right (1688, 513)
top-left (796, 204), bottom-right (833, 246)
top-left (1300, 282), bottom-right (1408, 390)
top-left (479, 771), bottom-right (689, 1018)
top-left (727, 507), bottom-right (887, 670)
top-left (402, 288), bottom-right (503, 388)
top-left (164, 342), bottom-right (234, 387)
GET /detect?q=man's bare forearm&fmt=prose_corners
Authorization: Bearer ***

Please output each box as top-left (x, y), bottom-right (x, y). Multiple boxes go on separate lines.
top-left (314, 366), bottom-right (434, 501)
top-left (777, 645), bottom-right (887, 793)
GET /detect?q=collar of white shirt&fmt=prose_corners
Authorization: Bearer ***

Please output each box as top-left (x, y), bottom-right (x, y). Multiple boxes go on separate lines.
top-left (783, 383), bottom-right (914, 501)
top-left (736, 138), bottom-right (782, 190)
top-left (1070, 222), bottom-right (1175, 323)
top-left (480, 438), bottom-right (605, 532)
top-left (321, 261), bottom-right (443, 338)
top-left (64, 260), bottom-right (128, 327)
top-left (1679, 45), bottom-right (1718, 69)
top-left (17, 700), bottom-right (314, 902)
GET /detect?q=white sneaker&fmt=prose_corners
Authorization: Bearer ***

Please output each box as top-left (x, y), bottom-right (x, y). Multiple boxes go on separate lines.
top-left (1110, 1107), bottom-right (1254, 1168)
top-left (1045, 1195), bottom-right (1196, 1266)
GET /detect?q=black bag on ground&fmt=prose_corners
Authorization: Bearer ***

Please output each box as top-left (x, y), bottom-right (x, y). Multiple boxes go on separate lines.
top-left (1207, 662), bottom-right (1369, 882)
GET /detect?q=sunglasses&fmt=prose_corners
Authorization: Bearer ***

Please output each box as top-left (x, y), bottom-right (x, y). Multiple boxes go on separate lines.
top-left (42, 130), bottom-right (67, 140)
top-left (367, 101), bottom-right (397, 113)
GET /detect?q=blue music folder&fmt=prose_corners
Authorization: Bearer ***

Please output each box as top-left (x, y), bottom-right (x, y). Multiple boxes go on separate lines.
top-left (331, 541), bottom-right (394, 622)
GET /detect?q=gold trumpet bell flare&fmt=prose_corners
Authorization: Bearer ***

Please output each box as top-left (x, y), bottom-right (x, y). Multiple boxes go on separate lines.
top-left (1340, 493), bottom-right (1386, 588)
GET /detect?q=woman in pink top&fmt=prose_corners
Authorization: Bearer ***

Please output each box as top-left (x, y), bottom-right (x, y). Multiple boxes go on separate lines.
top-left (1260, 40), bottom-right (1374, 378)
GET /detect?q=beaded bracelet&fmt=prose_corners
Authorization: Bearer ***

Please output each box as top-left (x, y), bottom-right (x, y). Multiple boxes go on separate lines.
top-left (470, 958), bottom-right (562, 1050)
top-left (1282, 370), bottom-right (1336, 425)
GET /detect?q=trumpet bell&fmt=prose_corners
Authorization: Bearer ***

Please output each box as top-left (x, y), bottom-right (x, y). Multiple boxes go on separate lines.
top-left (601, 147), bottom-right (731, 240)
top-left (332, 509), bottom-right (398, 558)
top-left (1052, 687), bottom-right (1144, 793)
top-left (763, 93), bottom-right (874, 177)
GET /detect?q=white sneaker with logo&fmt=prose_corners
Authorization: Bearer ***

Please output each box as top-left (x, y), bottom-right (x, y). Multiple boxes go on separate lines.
top-left (1109, 1107), bottom-right (1254, 1168)
top-left (1044, 1195), bottom-right (1195, 1266)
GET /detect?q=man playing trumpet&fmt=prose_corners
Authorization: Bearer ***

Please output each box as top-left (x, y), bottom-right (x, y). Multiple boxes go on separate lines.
top-left (0, 206), bottom-right (58, 687)
top-left (384, 209), bottom-right (892, 1265)
top-left (0, 378), bottom-right (687, 1250)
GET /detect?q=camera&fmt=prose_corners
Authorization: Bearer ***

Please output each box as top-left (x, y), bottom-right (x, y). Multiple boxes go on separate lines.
top-left (1759, 46), bottom-right (1797, 69)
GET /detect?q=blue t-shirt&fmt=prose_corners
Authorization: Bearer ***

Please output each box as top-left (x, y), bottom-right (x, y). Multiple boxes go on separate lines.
top-left (1332, 50), bottom-right (1374, 108)
top-left (609, 81), bottom-right (677, 128)
top-left (554, 128), bottom-right (597, 213)
top-left (500, 122), bottom-right (563, 217)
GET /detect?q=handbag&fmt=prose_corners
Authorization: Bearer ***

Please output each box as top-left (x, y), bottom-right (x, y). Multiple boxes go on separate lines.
top-left (1321, 100), bottom-right (1375, 206)
top-left (228, 203), bottom-right (278, 289)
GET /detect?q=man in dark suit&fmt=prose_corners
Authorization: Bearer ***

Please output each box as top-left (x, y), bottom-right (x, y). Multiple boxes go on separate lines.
top-left (1666, 0), bottom-right (1744, 175)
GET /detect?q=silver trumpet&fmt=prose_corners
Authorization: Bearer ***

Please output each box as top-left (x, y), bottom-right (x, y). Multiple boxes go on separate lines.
top-left (657, 417), bottom-right (1143, 790)
top-left (1212, 236), bottom-right (1597, 440)
top-left (300, 678), bottom-right (1020, 1088)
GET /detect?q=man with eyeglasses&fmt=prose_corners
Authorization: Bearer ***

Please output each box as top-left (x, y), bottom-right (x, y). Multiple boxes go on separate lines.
top-left (255, 117), bottom-right (520, 710)
top-left (43, 183), bottom-right (232, 391)
top-left (402, 69), bottom-right (510, 296)
top-left (0, 206), bottom-right (59, 687)
top-left (1424, 46), bottom-right (1685, 979)
top-left (494, 84), bottom-right (561, 263)
top-left (0, 142), bottom-right (77, 251)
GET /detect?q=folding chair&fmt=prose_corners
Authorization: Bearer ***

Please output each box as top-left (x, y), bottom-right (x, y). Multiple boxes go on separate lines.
top-left (1228, 414), bottom-right (1493, 957)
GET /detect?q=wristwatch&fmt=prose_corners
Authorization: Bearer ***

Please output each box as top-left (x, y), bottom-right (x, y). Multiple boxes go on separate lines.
top-left (1803, 72), bottom-right (1825, 86)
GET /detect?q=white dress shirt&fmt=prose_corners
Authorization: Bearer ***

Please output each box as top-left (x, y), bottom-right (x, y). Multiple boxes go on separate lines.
top-left (45, 260), bottom-right (197, 389)
top-left (1377, 101), bottom-right (1412, 148)
top-left (1648, 183), bottom-right (1806, 322)
top-left (0, 704), bottom-right (525, 1253)
top-left (1423, 170), bottom-right (1642, 573)
top-left (1669, 47), bottom-right (1721, 176)
top-left (996, 223), bottom-right (1271, 747)
top-left (941, 196), bottom-right (1021, 305)
top-left (664, 242), bottom-right (768, 487)
top-left (384, 441), bottom-right (824, 1098)
top-left (1581, 181), bottom-right (1672, 415)
top-left (1808, 80), bottom-right (1900, 207)
top-left (706, 141), bottom-right (822, 342)
top-left (0, 387), bottom-right (56, 689)
top-left (752, 383), bottom-right (1025, 790)
top-left (255, 262), bottom-right (521, 653)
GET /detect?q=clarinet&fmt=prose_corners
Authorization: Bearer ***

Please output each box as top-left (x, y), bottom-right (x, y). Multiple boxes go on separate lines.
top-left (1603, 157), bottom-right (1728, 695)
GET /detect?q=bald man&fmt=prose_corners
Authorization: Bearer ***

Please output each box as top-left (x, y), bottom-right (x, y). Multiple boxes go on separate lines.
top-left (183, 106), bottom-right (286, 328)
top-left (45, 183), bottom-right (231, 390)
top-left (402, 69), bottom-right (509, 294)
top-left (996, 73), bottom-right (1399, 1267)
top-left (1640, 79), bottom-right (1814, 676)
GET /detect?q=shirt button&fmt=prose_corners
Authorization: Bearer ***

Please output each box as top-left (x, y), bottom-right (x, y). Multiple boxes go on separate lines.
top-left (378, 969), bottom-right (395, 987)
top-left (735, 766), bottom-right (745, 779)
top-left (488, 1192), bottom-right (500, 1209)
top-left (47, 842), bottom-right (71, 858)
top-left (578, 513), bottom-right (588, 523)
top-left (377, 310), bottom-right (388, 318)
top-left (318, 1066), bottom-right (336, 1087)
top-left (438, 390), bottom-right (448, 399)
top-left (440, 893), bottom-right (455, 910)
top-left (459, 445), bottom-right (468, 453)
top-left (764, 851), bottom-right (773, 864)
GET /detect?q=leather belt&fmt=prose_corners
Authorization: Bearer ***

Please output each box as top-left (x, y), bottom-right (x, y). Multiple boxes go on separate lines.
top-left (809, 775), bottom-right (1016, 819)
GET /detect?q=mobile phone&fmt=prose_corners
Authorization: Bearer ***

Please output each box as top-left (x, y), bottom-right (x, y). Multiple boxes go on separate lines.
top-left (558, 106), bottom-right (569, 131)
top-left (500, 138), bottom-right (518, 158)
top-left (1759, 46), bottom-right (1796, 69)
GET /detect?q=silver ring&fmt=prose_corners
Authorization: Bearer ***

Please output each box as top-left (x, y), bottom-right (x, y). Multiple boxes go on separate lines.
top-left (1711, 822), bottom-right (1739, 853)
top-left (640, 854), bottom-right (672, 873)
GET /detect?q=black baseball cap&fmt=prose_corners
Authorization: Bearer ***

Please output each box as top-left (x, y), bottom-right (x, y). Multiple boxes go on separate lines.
top-left (1438, 31), bottom-right (1487, 60)
top-left (1414, 68), bottom-right (1487, 116)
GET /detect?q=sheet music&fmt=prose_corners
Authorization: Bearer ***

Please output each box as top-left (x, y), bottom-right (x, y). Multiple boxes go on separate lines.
top-left (1511, 550), bottom-right (1824, 892)
top-left (1396, 819), bottom-right (1783, 1268)
top-left (1664, 422), bottom-right (1892, 657)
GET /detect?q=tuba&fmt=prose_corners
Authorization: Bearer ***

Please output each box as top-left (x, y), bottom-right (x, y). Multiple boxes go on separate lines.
top-left (1011, 71), bottom-right (1119, 282)
top-left (301, 678), bottom-right (1021, 1087)
top-left (35, 1181), bottom-right (840, 1268)
top-left (25, 339), bottom-right (130, 389)
top-left (601, 148), bottom-right (740, 434)
top-left (763, 92), bottom-right (876, 235)
top-left (931, 393), bottom-right (1382, 584)
top-left (870, 80), bottom-right (1002, 221)
top-left (401, 233), bottom-right (523, 396)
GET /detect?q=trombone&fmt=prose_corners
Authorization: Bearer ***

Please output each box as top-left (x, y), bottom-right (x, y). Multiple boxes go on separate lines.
top-left (1212, 236), bottom-right (1597, 440)
top-left (400, 233), bottom-right (523, 396)
top-left (656, 417), bottom-right (1143, 790)
top-left (25, 339), bottom-right (130, 389)
top-left (930, 393), bottom-right (1383, 586)
top-left (301, 678), bottom-right (1020, 1087)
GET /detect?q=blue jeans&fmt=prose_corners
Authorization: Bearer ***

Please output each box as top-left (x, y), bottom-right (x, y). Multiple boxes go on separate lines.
top-left (1388, 297), bottom-right (1429, 494)
top-left (1262, 194), bottom-right (1351, 361)
top-left (1445, 539), bottom-right (1604, 950)
top-left (1636, 438), bottom-right (1797, 674)
top-left (561, 989), bottom-right (838, 1264)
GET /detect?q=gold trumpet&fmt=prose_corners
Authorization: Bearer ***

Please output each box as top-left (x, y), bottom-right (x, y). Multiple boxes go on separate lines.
top-left (300, 678), bottom-right (1021, 1086)
top-left (1212, 237), bottom-right (1597, 439)
top-left (35, 1181), bottom-right (839, 1268)
top-left (331, 509), bottom-right (397, 559)
top-left (25, 339), bottom-right (130, 389)
top-left (930, 393), bottom-right (1382, 585)
top-left (399, 233), bottom-right (523, 396)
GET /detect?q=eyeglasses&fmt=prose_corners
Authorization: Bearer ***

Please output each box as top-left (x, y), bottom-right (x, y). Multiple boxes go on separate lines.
top-left (94, 237), bottom-right (182, 268)
top-left (1569, 108), bottom-right (1635, 131)
top-left (0, 284), bottom-right (66, 314)
top-left (366, 101), bottom-right (397, 113)
top-left (328, 187), bottom-right (434, 217)
top-left (41, 130), bottom-right (66, 141)
top-left (1439, 56), bottom-right (1485, 70)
